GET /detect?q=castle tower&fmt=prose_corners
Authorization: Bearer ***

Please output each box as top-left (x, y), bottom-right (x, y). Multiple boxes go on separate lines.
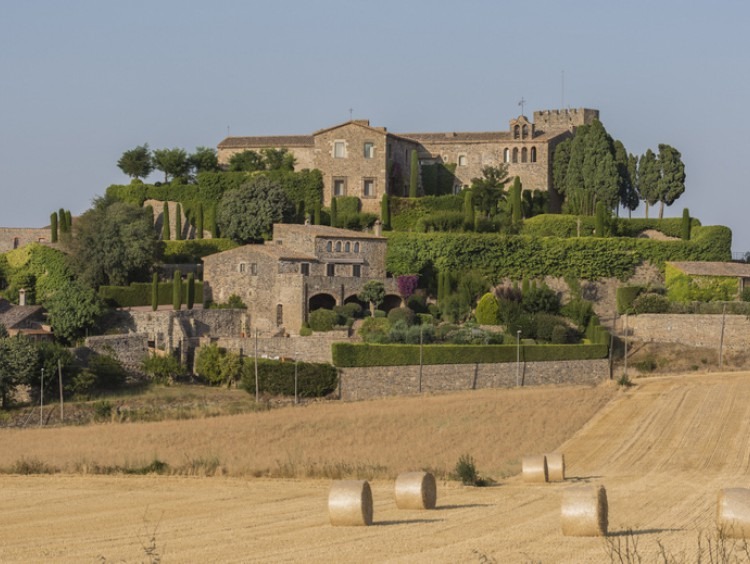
top-left (533, 108), bottom-right (599, 132)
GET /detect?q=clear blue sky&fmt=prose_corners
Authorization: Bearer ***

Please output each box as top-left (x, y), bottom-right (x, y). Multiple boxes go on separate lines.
top-left (2, 1), bottom-right (748, 251)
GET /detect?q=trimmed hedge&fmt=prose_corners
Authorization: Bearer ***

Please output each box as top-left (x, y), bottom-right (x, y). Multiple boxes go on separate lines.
top-left (161, 239), bottom-right (238, 263)
top-left (240, 358), bottom-right (338, 397)
top-left (332, 342), bottom-right (608, 367)
top-left (99, 281), bottom-right (203, 307)
top-left (522, 215), bottom-right (702, 239)
top-left (390, 195), bottom-right (464, 232)
top-left (616, 285), bottom-right (646, 314)
top-left (385, 225), bottom-right (731, 282)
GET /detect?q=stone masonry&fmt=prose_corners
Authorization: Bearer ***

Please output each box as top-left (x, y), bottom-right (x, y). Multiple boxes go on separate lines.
top-left (618, 313), bottom-right (750, 351)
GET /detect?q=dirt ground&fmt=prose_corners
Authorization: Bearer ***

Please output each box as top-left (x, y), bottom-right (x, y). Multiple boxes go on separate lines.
top-left (2, 372), bottom-right (750, 562)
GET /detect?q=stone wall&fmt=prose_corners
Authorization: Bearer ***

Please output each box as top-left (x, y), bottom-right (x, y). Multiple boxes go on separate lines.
top-left (0, 228), bottom-right (54, 252)
top-left (215, 330), bottom-right (351, 364)
top-left (338, 359), bottom-right (610, 401)
top-left (84, 334), bottom-right (149, 366)
top-left (620, 314), bottom-right (750, 351)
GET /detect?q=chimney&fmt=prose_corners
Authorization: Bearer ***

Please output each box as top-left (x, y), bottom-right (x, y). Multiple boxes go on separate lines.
top-left (18, 288), bottom-right (26, 306)
top-left (373, 220), bottom-right (382, 237)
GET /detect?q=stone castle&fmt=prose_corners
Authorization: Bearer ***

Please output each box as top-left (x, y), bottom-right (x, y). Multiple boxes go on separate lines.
top-left (217, 108), bottom-right (599, 214)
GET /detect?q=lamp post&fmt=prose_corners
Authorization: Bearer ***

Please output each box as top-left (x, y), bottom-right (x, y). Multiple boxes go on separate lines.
top-left (39, 368), bottom-right (44, 427)
top-left (516, 330), bottom-right (522, 387)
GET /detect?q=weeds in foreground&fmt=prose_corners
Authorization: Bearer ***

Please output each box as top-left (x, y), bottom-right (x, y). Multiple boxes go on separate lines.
top-left (452, 454), bottom-right (492, 487)
top-left (268, 459), bottom-right (390, 480)
top-left (604, 527), bottom-right (750, 563)
top-left (617, 373), bottom-right (634, 388)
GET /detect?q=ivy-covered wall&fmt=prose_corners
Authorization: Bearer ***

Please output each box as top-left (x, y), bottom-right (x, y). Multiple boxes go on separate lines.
top-left (665, 263), bottom-right (739, 302)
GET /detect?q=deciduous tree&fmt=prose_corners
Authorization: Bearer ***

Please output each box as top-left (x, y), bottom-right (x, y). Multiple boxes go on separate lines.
top-left (117, 144), bottom-right (153, 180)
top-left (217, 176), bottom-right (293, 243)
top-left (656, 144), bottom-right (686, 219)
top-left (153, 147), bottom-right (189, 183)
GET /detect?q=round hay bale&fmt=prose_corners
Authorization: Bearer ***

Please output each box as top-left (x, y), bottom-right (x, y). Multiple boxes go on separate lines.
top-left (394, 471), bottom-right (437, 510)
top-left (717, 488), bottom-right (750, 538)
top-left (546, 453), bottom-right (566, 482)
top-left (561, 485), bottom-right (608, 537)
top-left (522, 455), bottom-right (548, 483)
top-left (328, 480), bottom-right (373, 526)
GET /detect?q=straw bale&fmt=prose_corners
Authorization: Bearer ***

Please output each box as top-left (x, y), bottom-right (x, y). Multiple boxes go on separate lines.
top-left (717, 488), bottom-right (750, 538)
top-left (561, 485), bottom-right (608, 537)
top-left (522, 455), bottom-right (548, 483)
top-left (394, 471), bottom-right (437, 510)
top-left (328, 480), bottom-right (373, 526)
top-left (546, 453), bottom-right (566, 482)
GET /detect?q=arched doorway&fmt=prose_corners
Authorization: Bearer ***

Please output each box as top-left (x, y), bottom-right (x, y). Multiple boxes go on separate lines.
top-left (308, 293), bottom-right (336, 312)
top-left (381, 294), bottom-right (402, 313)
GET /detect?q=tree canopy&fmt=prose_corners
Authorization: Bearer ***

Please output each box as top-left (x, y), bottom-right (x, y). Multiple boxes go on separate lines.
top-left (189, 147), bottom-right (220, 174)
top-left (470, 165), bottom-right (509, 218)
top-left (655, 144), bottom-right (686, 218)
top-left (44, 280), bottom-right (104, 345)
top-left (117, 144), bottom-right (153, 180)
top-left (153, 147), bottom-right (190, 182)
top-left (217, 176), bottom-right (293, 243)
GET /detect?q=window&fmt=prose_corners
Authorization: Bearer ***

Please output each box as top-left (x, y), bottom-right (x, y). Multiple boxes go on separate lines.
top-left (345, 242), bottom-right (351, 252)
top-left (522, 124), bottom-right (529, 139)
top-left (334, 141), bottom-right (346, 158)
top-left (531, 147), bottom-right (537, 163)
top-left (326, 263), bottom-right (335, 277)
top-left (512, 148), bottom-right (519, 163)
top-left (333, 178), bottom-right (346, 196)
top-left (521, 147), bottom-right (528, 163)
top-left (363, 178), bottom-right (375, 197)
top-left (504, 148), bottom-right (510, 163)
top-left (364, 142), bottom-right (375, 159)
top-left (276, 304), bottom-right (283, 326)
top-left (353, 265), bottom-right (361, 277)
top-left (301, 263), bottom-right (310, 276)
top-left (239, 262), bottom-right (246, 273)
top-left (12, 237), bottom-right (19, 249)
top-left (513, 125), bottom-right (520, 139)
top-left (458, 155), bottom-right (467, 166)
top-left (326, 241), bottom-right (332, 252)
top-left (354, 242), bottom-right (360, 253)
top-left (250, 263), bottom-right (258, 276)
top-left (335, 241), bottom-right (342, 252)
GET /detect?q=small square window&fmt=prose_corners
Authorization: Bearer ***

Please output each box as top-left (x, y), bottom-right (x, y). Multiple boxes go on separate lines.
top-left (250, 263), bottom-right (258, 276)
top-left (364, 142), bottom-right (375, 159)
top-left (239, 263), bottom-right (246, 273)
top-left (353, 265), bottom-right (361, 278)
top-left (333, 178), bottom-right (346, 196)
top-left (334, 141), bottom-right (346, 158)
top-left (458, 155), bottom-right (468, 166)
top-left (363, 179), bottom-right (375, 197)
top-left (326, 264), bottom-right (335, 277)
top-left (301, 263), bottom-right (310, 276)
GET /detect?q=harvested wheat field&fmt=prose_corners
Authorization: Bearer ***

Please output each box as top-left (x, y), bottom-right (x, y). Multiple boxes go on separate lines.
top-left (2, 374), bottom-right (750, 562)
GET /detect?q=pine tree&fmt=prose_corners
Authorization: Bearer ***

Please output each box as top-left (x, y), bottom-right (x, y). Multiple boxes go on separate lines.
top-left (409, 150), bottom-right (419, 198)
top-left (50, 212), bottom-right (58, 243)
top-left (151, 272), bottom-right (159, 311)
top-left (172, 270), bottom-right (182, 310)
top-left (175, 203), bottom-right (183, 240)
top-left (681, 208), bottom-right (691, 241)
top-left (463, 189), bottom-right (474, 231)
top-left (330, 197), bottom-right (338, 227)
top-left (162, 203), bottom-right (171, 240)
top-left (186, 273), bottom-right (195, 309)
top-left (380, 194), bottom-right (390, 229)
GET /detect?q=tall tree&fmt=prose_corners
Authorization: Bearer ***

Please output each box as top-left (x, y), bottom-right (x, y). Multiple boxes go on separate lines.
top-left (638, 149), bottom-right (660, 219)
top-left (510, 177), bottom-right (522, 227)
top-left (50, 212), bottom-right (58, 243)
top-left (189, 146), bottom-right (220, 174)
top-left (217, 176), bottom-right (293, 243)
top-left (656, 144), bottom-right (686, 219)
top-left (151, 272), bottom-right (159, 311)
top-left (172, 270), bottom-right (182, 311)
top-left (0, 333), bottom-right (38, 409)
top-left (330, 197), bottom-right (338, 228)
top-left (162, 202), bottom-right (171, 240)
top-left (261, 148), bottom-right (295, 171)
top-left (186, 273), bottom-right (195, 309)
top-left (117, 144), bottom-right (153, 180)
top-left (175, 203), bottom-right (183, 241)
top-left (228, 150), bottom-right (265, 172)
top-left (409, 150), bottom-right (419, 198)
top-left (463, 189), bottom-right (475, 230)
top-left (358, 280), bottom-right (385, 316)
top-left (470, 165), bottom-right (509, 218)
top-left (44, 280), bottom-right (104, 345)
top-left (195, 202), bottom-right (204, 239)
top-left (153, 147), bottom-right (189, 183)
top-left (614, 140), bottom-right (638, 217)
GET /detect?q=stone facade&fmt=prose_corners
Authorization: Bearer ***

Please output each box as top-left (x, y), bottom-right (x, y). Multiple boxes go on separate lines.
top-left (202, 223), bottom-right (399, 336)
top-left (338, 359), bottom-right (610, 401)
top-left (618, 313), bottom-right (750, 351)
top-left (217, 108), bottom-right (599, 213)
top-left (0, 228), bottom-right (54, 252)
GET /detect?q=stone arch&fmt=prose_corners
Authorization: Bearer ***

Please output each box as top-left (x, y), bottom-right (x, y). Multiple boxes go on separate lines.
top-left (326, 241), bottom-right (332, 252)
top-left (381, 294), bottom-right (402, 313)
top-left (343, 295), bottom-right (368, 315)
top-left (522, 124), bottom-right (529, 139)
top-left (512, 148), bottom-right (519, 163)
top-left (513, 125), bottom-right (520, 139)
top-left (504, 148), bottom-right (510, 163)
top-left (309, 293), bottom-right (336, 312)
top-left (335, 241), bottom-right (342, 252)
top-left (531, 146), bottom-right (537, 163)
top-left (521, 147), bottom-right (528, 163)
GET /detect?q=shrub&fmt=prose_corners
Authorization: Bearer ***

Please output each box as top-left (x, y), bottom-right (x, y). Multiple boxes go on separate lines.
top-left (632, 293), bottom-right (670, 314)
top-left (616, 285), bottom-right (646, 314)
top-left (308, 308), bottom-right (339, 332)
top-left (534, 313), bottom-right (571, 343)
top-left (358, 317), bottom-right (391, 343)
top-left (454, 454), bottom-right (479, 486)
top-left (142, 353), bottom-right (184, 384)
top-left (550, 325), bottom-right (570, 344)
top-left (387, 307), bottom-right (415, 326)
top-left (475, 293), bottom-right (501, 325)
top-left (416, 211), bottom-right (465, 233)
top-left (561, 298), bottom-right (594, 330)
top-left (522, 285), bottom-right (560, 314)
top-left (299, 324), bottom-right (313, 337)
top-left (194, 344), bottom-right (242, 385)
top-left (342, 302), bottom-right (363, 318)
top-left (741, 287), bottom-right (750, 302)
top-left (240, 358), bottom-right (338, 398)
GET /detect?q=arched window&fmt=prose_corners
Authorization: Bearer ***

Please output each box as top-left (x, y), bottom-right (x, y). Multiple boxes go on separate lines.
top-left (530, 147), bottom-right (537, 163)
top-left (335, 241), bottom-right (342, 252)
top-left (326, 241), bottom-right (332, 252)
top-left (513, 125), bottom-right (520, 139)
top-left (504, 148), bottom-right (510, 163)
top-left (345, 242), bottom-right (351, 252)
top-left (512, 148), bottom-right (519, 163)
top-left (354, 242), bottom-right (360, 253)
top-left (521, 148), bottom-right (528, 163)
top-left (522, 124), bottom-right (529, 139)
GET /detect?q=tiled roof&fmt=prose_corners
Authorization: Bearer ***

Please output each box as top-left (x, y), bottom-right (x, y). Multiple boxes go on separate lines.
top-left (400, 129), bottom-right (562, 144)
top-left (217, 135), bottom-right (314, 149)
top-left (0, 299), bottom-right (44, 329)
top-left (201, 244), bottom-right (316, 263)
top-left (274, 224), bottom-right (385, 240)
top-left (668, 261), bottom-right (750, 277)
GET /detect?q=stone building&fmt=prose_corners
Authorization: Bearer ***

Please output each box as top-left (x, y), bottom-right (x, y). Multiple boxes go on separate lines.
top-left (217, 108), bottom-right (599, 213)
top-left (202, 223), bottom-right (400, 336)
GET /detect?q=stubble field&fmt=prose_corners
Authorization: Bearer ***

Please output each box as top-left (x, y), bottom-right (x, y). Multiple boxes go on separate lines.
top-left (1, 373), bottom-right (749, 562)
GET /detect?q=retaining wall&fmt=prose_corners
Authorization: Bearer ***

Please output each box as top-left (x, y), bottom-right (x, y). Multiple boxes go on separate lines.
top-left (620, 314), bottom-right (750, 350)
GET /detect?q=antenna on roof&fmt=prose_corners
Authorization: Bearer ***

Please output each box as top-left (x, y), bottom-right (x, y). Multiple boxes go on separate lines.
top-left (518, 97), bottom-right (526, 116)
top-left (227, 125), bottom-right (230, 137)
top-left (348, 108), bottom-right (353, 121)
top-left (561, 70), bottom-right (565, 109)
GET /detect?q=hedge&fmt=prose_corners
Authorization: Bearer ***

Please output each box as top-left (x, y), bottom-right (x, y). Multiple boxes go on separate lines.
top-left (385, 225), bottom-right (731, 282)
top-left (389, 195), bottom-right (464, 232)
top-left (99, 281), bottom-right (203, 307)
top-left (161, 239), bottom-right (238, 263)
top-left (240, 358), bottom-right (338, 397)
top-left (331, 342), bottom-right (608, 367)
top-left (522, 215), bottom-right (701, 239)
top-left (616, 285), bottom-right (646, 314)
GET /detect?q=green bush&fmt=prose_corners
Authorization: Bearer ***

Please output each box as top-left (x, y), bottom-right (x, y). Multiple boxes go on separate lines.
top-left (741, 288), bottom-right (750, 302)
top-left (240, 358), bottom-right (338, 397)
top-left (416, 211), bottom-right (465, 233)
top-left (389, 195), bottom-right (464, 232)
top-left (161, 239), bottom-right (238, 263)
top-left (387, 307), bottom-right (415, 326)
top-left (99, 281), bottom-right (203, 308)
top-left (454, 454), bottom-right (479, 486)
top-left (632, 293), bottom-right (670, 314)
top-left (616, 285), bottom-right (646, 314)
top-left (475, 293), bottom-right (501, 325)
top-left (299, 325), bottom-right (313, 336)
top-left (533, 313), bottom-right (574, 343)
top-left (560, 299), bottom-right (594, 330)
top-left (308, 309), bottom-right (339, 332)
top-left (522, 285), bottom-right (561, 314)
top-left (358, 317), bottom-right (391, 343)
top-left (142, 353), bottom-right (184, 384)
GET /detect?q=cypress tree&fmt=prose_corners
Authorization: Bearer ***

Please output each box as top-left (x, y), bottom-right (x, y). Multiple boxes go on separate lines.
top-left (330, 197), bottom-right (338, 227)
top-left (681, 208), bottom-right (691, 241)
top-left (162, 203), bottom-right (171, 240)
top-left (511, 177), bottom-right (522, 227)
top-left (314, 199), bottom-right (321, 225)
top-left (196, 203), bottom-right (204, 239)
top-left (172, 270), bottom-right (182, 310)
top-left (209, 204), bottom-right (219, 238)
top-left (186, 272), bottom-right (195, 309)
top-left (65, 210), bottom-right (72, 232)
top-left (175, 203), bottom-right (183, 240)
top-left (151, 272), bottom-right (159, 311)
top-left (595, 201), bottom-right (606, 237)
top-left (58, 208), bottom-right (67, 233)
top-left (380, 194), bottom-right (390, 230)
top-left (463, 189), bottom-right (474, 231)
top-left (409, 150), bottom-right (419, 198)
top-left (50, 212), bottom-right (58, 243)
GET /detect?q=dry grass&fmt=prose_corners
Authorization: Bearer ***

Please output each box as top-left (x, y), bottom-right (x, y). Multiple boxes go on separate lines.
top-left (0, 384), bottom-right (616, 480)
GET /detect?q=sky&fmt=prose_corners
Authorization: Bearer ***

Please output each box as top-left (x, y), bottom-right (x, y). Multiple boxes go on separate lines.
top-left (1, 1), bottom-right (749, 252)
